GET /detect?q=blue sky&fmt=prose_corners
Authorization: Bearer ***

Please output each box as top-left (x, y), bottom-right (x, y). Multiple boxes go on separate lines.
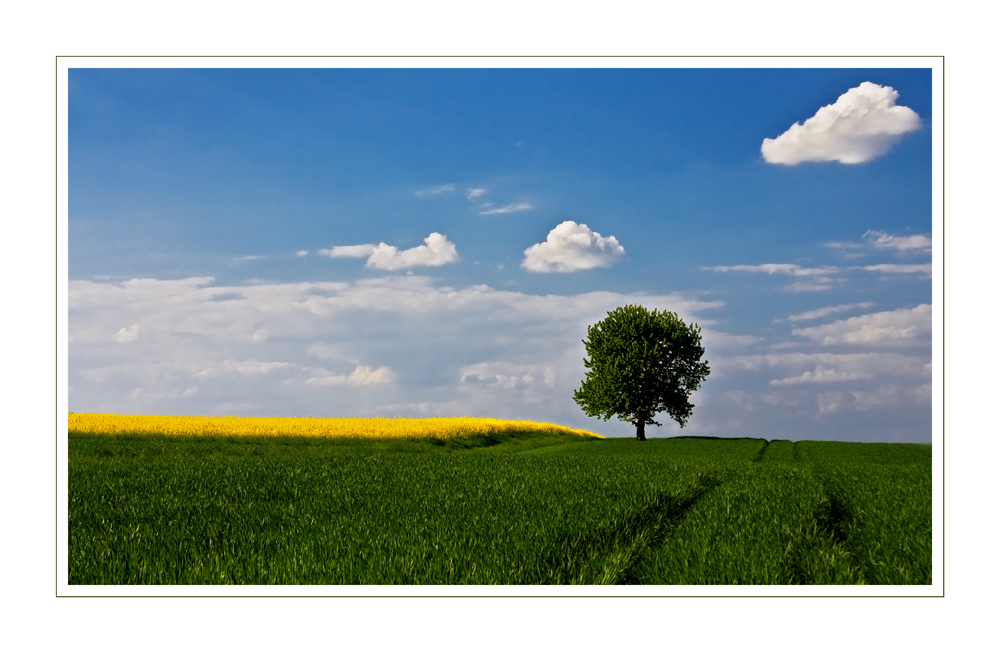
top-left (67, 66), bottom-right (934, 441)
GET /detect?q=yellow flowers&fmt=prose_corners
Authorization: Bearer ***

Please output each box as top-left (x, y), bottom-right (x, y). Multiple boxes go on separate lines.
top-left (68, 413), bottom-right (604, 440)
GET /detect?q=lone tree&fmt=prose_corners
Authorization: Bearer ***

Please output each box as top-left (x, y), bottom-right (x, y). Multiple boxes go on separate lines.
top-left (573, 305), bottom-right (710, 441)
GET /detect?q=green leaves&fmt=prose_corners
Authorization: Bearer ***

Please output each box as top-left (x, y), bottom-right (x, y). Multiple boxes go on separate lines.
top-left (574, 305), bottom-right (710, 436)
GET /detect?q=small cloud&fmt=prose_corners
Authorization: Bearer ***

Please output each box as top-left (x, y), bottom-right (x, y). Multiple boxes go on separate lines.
top-left (366, 233), bottom-right (459, 270)
top-left (320, 244), bottom-right (377, 259)
top-left (295, 250), bottom-right (309, 257)
top-left (115, 324), bottom-right (139, 343)
top-left (414, 184), bottom-right (455, 196)
top-left (467, 188), bottom-right (487, 200)
top-left (761, 82), bottom-right (921, 165)
top-left (304, 365), bottom-right (395, 386)
top-left (784, 302), bottom-right (874, 322)
top-left (522, 221), bottom-right (625, 273)
top-left (863, 230), bottom-right (932, 254)
top-left (234, 255), bottom-right (267, 262)
top-left (480, 202), bottom-right (532, 215)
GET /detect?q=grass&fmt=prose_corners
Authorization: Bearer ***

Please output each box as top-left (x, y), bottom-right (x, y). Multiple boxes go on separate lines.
top-left (68, 431), bottom-right (932, 585)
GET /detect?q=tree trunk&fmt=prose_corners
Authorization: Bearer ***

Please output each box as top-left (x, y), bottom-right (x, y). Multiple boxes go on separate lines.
top-left (635, 420), bottom-right (646, 441)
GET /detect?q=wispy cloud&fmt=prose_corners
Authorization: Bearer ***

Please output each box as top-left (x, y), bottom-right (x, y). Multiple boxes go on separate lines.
top-left (295, 250), bottom-right (309, 257)
top-left (479, 202), bottom-right (532, 215)
top-left (717, 351), bottom-right (930, 390)
top-left (862, 230), bottom-right (932, 254)
top-left (791, 304), bottom-right (931, 346)
top-left (822, 241), bottom-right (866, 258)
top-left (522, 221), bottom-right (625, 273)
top-left (817, 384), bottom-right (931, 413)
top-left (193, 360), bottom-right (298, 378)
top-left (825, 230), bottom-right (932, 259)
top-left (304, 365), bottom-right (395, 386)
top-left (761, 82), bottom-right (921, 165)
top-left (704, 263), bottom-right (841, 292)
top-left (467, 188), bottom-right (487, 200)
top-left (783, 302), bottom-right (874, 322)
top-left (852, 263), bottom-right (932, 278)
top-left (705, 264), bottom-right (839, 277)
top-left (414, 184), bottom-right (455, 196)
top-left (769, 366), bottom-right (873, 386)
top-left (320, 244), bottom-right (377, 258)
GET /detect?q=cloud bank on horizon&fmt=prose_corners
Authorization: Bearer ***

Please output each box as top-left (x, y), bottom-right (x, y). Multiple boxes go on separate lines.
top-left (68, 68), bottom-right (933, 442)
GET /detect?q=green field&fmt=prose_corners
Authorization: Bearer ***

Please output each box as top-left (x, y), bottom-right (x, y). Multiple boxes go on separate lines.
top-left (68, 432), bottom-right (932, 585)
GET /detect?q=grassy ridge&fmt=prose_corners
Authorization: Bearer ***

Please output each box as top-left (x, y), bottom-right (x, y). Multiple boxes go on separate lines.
top-left (68, 433), bottom-right (931, 585)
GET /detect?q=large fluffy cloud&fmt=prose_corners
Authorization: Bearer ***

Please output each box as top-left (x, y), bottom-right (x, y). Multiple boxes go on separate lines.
top-left (522, 221), bottom-right (625, 273)
top-left (761, 82), bottom-right (921, 165)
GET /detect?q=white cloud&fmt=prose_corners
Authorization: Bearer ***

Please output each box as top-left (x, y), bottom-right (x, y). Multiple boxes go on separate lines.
top-left (522, 221), bottom-right (626, 273)
top-left (115, 324), bottom-right (139, 343)
top-left (785, 302), bottom-right (874, 322)
top-left (853, 263), bottom-right (932, 278)
top-left (304, 365), bottom-right (395, 386)
top-left (479, 202), bottom-right (532, 215)
top-left (319, 234), bottom-right (459, 270)
top-left (761, 82), bottom-right (921, 165)
top-left (295, 250), bottom-right (309, 257)
top-left (863, 230), bottom-right (932, 253)
top-left (320, 244), bottom-right (377, 258)
top-left (791, 304), bottom-right (931, 346)
top-left (467, 188), bottom-right (487, 199)
top-left (366, 233), bottom-right (459, 270)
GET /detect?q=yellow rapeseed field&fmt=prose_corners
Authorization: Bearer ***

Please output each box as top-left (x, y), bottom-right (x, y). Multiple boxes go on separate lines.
top-left (68, 413), bottom-right (604, 440)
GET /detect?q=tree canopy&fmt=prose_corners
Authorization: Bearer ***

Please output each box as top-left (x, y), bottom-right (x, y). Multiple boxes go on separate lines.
top-left (573, 305), bottom-right (710, 440)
